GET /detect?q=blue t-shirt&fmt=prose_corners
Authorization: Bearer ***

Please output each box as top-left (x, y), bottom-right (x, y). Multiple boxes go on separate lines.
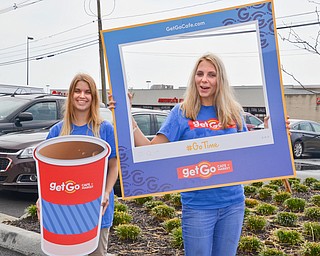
top-left (47, 120), bottom-right (116, 228)
top-left (158, 104), bottom-right (247, 209)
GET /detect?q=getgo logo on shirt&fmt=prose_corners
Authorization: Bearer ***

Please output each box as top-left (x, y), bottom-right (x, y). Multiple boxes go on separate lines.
top-left (177, 161), bottom-right (233, 179)
top-left (188, 119), bottom-right (236, 130)
top-left (50, 180), bottom-right (80, 194)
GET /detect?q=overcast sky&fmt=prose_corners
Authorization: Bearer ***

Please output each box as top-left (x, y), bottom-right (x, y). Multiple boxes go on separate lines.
top-left (0, 0), bottom-right (319, 90)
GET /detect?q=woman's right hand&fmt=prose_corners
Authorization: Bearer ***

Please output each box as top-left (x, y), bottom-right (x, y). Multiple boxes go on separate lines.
top-left (107, 92), bottom-right (134, 110)
top-left (107, 93), bottom-right (116, 110)
top-left (36, 198), bottom-right (40, 221)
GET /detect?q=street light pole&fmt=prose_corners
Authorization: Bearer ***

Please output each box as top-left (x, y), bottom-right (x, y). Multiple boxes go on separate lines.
top-left (26, 36), bottom-right (34, 85)
top-left (97, 0), bottom-right (107, 104)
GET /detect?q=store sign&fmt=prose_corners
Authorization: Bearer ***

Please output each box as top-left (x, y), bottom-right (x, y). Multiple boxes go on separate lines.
top-left (101, 0), bottom-right (295, 199)
top-left (158, 97), bottom-right (183, 103)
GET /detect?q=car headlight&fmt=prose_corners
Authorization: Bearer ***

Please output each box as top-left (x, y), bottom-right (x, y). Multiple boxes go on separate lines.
top-left (19, 146), bottom-right (36, 159)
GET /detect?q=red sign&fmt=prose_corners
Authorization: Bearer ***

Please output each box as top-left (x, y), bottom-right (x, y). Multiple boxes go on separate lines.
top-left (177, 160), bottom-right (233, 179)
top-left (158, 97), bottom-right (183, 103)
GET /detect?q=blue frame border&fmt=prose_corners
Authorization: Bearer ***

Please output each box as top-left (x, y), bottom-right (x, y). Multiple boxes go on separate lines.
top-left (101, 0), bottom-right (295, 199)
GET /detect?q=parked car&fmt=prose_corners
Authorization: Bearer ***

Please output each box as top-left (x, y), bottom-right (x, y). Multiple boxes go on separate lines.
top-left (289, 119), bottom-right (320, 158)
top-left (0, 92), bottom-right (66, 136)
top-left (0, 108), bottom-right (168, 196)
top-left (243, 112), bottom-right (264, 131)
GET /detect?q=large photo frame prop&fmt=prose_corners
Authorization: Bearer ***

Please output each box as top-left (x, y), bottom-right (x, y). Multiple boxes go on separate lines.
top-left (101, 0), bottom-right (295, 199)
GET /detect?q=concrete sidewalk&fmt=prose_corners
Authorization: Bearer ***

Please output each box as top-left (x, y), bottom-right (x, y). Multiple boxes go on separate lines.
top-left (0, 213), bottom-right (43, 255)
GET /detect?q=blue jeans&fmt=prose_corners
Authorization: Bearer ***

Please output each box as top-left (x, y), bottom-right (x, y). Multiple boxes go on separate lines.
top-left (182, 201), bottom-right (245, 256)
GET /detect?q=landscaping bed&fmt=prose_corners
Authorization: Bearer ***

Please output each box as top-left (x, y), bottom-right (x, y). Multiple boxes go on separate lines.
top-left (7, 178), bottom-right (320, 256)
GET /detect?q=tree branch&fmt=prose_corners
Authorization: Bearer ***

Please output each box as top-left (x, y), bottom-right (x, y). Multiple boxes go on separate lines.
top-left (281, 66), bottom-right (317, 94)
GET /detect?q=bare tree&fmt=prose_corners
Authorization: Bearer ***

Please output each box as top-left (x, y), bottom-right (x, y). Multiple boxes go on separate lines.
top-left (278, 1), bottom-right (320, 90)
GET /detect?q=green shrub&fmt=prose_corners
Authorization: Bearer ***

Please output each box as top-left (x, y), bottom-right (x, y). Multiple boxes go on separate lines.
top-left (310, 195), bottom-right (320, 207)
top-left (133, 196), bottom-right (153, 205)
top-left (304, 177), bottom-right (319, 187)
top-left (114, 224), bottom-right (141, 241)
top-left (244, 185), bottom-right (258, 197)
top-left (259, 247), bottom-right (287, 256)
top-left (269, 179), bottom-right (284, 187)
top-left (246, 215), bottom-right (267, 232)
top-left (170, 227), bottom-right (183, 249)
top-left (273, 191), bottom-right (292, 205)
top-left (163, 217), bottom-right (181, 233)
top-left (113, 211), bottom-right (133, 226)
top-left (251, 182), bottom-right (264, 188)
top-left (25, 204), bottom-right (38, 218)
top-left (304, 207), bottom-right (320, 221)
top-left (258, 187), bottom-right (275, 201)
top-left (238, 235), bottom-right (263, 253)
top-left (256, 203), bottom-right (278, 216)
top-left (245, 198), bottom-right (259, 208)
top-left (244, 207), bottom-right (251, 218)
top-left (274, 229), bottom-right (303, 245)
top-left (162, 194), bottom-right (172, 201)
top-left (300, 242), bottom-right (320, 256)
top-left (114, 201), bottom-right (128, 212)
top-left (312, 182), bottom-right (320, 190)
top-left (263, 184), bottom-right (280, 192)
top-left (169, 193), bottom-right (182, 207)
top-left (283, 197), bottom-right (306, 212)
top-left (276, 212), bottom-right (298, 227)
top-left (143, 200), bottom-right (165, 210)
top-left (304, 222), bottom-right (320, 242)
top-left (288, 178), bottom-right (301, 186)
top-left (151, 205), bottom-right (176, 220)
top-left (292, 183), bottom-right (309, 193)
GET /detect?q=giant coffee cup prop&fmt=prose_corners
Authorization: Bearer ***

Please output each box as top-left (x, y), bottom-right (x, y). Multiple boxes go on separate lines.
top-left (34, 135), bottom-right (111, 256)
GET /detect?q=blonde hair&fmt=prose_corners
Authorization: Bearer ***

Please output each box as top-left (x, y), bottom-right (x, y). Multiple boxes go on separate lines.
top-left (181, 53), bottom-right (244, 130)
top-left (60, 73), bottom-right (102, 137)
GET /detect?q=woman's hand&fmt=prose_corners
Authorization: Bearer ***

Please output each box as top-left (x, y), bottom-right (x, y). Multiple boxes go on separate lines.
top-left (36, 198), bottom-right (40, 221)
top-left (263, 115), bottom-right (290, 134)
top-left (263, 116), bottom-right (270, 129)
top-left (101, 191), bottom-right (110, 215)
top-left (107, 93), bottom-right (116, 110)
top-left (107, 92), bottom-right (134, 110)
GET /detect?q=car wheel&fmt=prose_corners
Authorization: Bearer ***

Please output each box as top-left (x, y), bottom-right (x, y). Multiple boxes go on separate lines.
top-left (293, 141), bottom-right (303, 158)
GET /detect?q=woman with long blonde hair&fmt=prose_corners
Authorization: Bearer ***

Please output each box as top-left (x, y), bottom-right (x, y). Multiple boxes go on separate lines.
top-left (126, 53), bottom-right (247, 255)
top-left (41, 73), bottom-right (118, 256)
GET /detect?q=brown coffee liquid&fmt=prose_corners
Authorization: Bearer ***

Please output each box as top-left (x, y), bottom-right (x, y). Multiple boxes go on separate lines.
top-left (39, 141), bottom-right (104, 160)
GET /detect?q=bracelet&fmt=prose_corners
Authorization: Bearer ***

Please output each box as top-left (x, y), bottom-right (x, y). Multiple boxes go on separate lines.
top-left (133, 126), bottom-right (138, 133)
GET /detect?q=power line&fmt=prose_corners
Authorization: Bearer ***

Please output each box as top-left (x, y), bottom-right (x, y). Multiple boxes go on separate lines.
top-left (0, 0), bottom-right (43, 14)
top-left (1, 7), bottom-right (320, 67)
top-left (0, 39), bottom-right (98, 66)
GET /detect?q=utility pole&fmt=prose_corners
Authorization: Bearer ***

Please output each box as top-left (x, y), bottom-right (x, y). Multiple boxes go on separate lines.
top-left (26, 36), bottom-right (34, 85)
top-left (97, 0), bottom-right (107, 104)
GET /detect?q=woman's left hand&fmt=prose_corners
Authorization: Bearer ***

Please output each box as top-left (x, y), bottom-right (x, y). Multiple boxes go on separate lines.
top-left (101, 191), bottom-right (110, 215)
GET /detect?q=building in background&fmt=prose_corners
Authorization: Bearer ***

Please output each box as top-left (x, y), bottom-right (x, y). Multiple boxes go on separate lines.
top-left (47, 84), bottom-right (320, 122)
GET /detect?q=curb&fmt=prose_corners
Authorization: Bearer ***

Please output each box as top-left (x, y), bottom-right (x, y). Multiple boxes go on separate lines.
top-left (0, 213), bottom-right (116, 256)
top-left (0, 214), bottom-right (43, 256)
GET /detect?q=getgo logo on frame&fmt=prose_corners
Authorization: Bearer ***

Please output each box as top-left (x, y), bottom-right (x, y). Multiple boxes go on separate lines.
top-left (177, 161), bottom-right (233, 179)
top-left (50, 180), bottom-right (80, 194)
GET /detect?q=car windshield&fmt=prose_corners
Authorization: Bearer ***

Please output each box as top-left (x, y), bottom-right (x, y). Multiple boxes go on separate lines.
top-left (0, 97), bottom-right (28, 120)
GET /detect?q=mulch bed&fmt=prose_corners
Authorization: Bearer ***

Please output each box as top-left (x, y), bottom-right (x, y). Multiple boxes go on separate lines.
top-left (5, 186), bottom-right (320, 256)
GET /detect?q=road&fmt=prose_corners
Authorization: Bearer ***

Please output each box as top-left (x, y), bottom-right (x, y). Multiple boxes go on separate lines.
top-left (0, 190), bottom-right (37, 218)
top-left (294, 158), bottom-right (320, 180)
